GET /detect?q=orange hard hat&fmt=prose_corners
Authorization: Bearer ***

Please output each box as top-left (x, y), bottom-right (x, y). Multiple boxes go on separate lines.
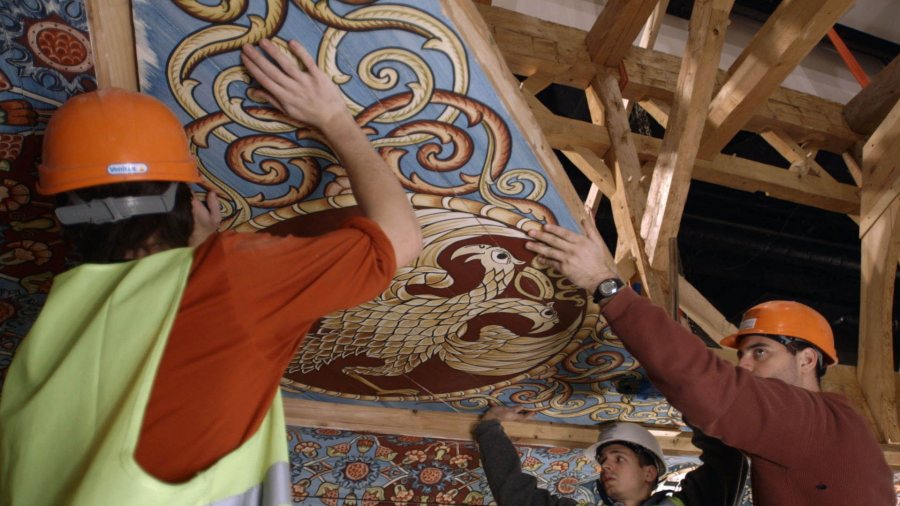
top-left (721, 300), bottom-right (838, 365)
top-left (37, 88), bottom-right (200, 195)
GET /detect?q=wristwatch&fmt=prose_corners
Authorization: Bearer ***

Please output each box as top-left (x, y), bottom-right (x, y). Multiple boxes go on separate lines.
top-left (592, 278), bottom-right (625, 304)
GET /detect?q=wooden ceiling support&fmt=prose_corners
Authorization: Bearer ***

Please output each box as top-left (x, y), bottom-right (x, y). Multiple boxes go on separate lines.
top-left (591, 70), bottom-right (671, 311)
top-left (519, 69), bottom-right (562, 96)
top-left (585, 0), bottom-right (659, 67)
top-left (844, 55), bottom-right (900, 136)
top-left (858, 196), bottom-right (900, 443)
top-left (85, 0), bottom-right (138, 90)
top-left (761, 129), bottom-right (833, 179)
top-left (531, 105), bottom-right (860, 215)
top-left (561, 146), bottom-right (616, 198)
top-left (641, 0), bottom-right (733, 269)
top-left (638, 98), bottom-right (671, 127)
top-left (860, 99), bottom-right (900, 238)
top-left (858, 99), bottom-right (900, 443)
top-left (284, 397), bottom-right (700, 455)
top-left (283, 395), bottom-right (900, 466)
top-left (697, 0), bottom-right (856, 159)
top-left (475, 4), bottom-right (859, 154)
top-left (677, 275), bottom-right (737, 345)
top-left (637, 0), bottom-right (671, 51)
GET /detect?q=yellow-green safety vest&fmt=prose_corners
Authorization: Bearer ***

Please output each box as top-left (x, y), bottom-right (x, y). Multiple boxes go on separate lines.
top-left (0, 247), bottom-right (291, 505)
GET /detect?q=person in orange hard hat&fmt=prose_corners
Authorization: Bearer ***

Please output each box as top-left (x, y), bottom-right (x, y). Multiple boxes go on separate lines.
top-left (521, 209), bottom-right (893, 505)
top-left (721, 300), bottom-right (838, 388)
top-left (0, 38), bottom-right (422, 506)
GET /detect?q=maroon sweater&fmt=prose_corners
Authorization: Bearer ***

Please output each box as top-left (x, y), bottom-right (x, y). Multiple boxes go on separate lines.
top-left (603, 289), bottom-right (893, 505)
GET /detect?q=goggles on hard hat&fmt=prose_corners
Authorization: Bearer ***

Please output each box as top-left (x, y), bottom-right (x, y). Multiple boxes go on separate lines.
top-left (55, 182), bottom-right (180, 225)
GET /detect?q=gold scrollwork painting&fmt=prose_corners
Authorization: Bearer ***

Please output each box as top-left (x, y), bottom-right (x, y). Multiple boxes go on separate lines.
top-left (132, 0), bottom-right (679, 425)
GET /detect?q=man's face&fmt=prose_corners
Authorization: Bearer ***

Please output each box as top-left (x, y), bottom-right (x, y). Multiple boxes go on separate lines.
top-left (736, 335), bottom-right (802, 385)
top-left (598, 444), bottom-right (657, 502)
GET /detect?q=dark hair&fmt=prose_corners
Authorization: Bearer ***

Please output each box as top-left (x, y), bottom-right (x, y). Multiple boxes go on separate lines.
top-left (60, 181), bottom-right (193, 264)
top-left (784, 339), bottom-right (827, 382)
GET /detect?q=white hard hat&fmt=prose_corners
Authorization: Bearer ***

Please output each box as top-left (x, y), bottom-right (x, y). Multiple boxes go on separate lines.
top-left (584, 422), bottom-right (667, 478)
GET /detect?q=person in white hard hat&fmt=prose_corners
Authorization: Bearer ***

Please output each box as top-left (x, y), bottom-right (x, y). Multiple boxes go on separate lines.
top-left (474, 406), bottom-right (746, 506)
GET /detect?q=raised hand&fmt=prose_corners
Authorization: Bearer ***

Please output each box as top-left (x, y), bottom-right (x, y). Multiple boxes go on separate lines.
top-left (524, 205), bottom-right (617, 292)
top-left (240, 38), bottom-right (422, 267)
top-left (241, 38), bottom-right (349, 131)
top-left (189, 190), bottom-right (222, 247)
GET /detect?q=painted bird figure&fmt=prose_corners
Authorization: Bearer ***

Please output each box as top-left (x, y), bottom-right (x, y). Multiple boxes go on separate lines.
top-left (291, 244), bottom-right (566, 395)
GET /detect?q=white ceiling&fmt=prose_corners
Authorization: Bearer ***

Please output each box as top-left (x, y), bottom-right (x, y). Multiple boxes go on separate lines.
top-left (839, 0), bottom-right (900, 44)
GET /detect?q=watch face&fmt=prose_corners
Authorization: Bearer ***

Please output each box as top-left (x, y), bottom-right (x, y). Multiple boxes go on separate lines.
top-left (599, 279), bottom-right (619, 296)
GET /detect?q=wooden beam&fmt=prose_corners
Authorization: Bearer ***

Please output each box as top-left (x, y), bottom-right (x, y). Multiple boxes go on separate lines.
top-left (641, 0), bottom-right (733, 269)
top-left (677, 275), bottom-right (736, 345)
top-left (843, 151), bottom-right (864, 187)
top-left (283, 397), bottom-right (700, 454)
top-left (561, 146), bottom-right (616, 197)
top-left (591, 70), bottom-right (670, 310)
top-left (858, 196), bottom-right (900, 443)
top-left (585, 183), bottom-right (604, 215)
top-left (637, 0), bottom-right (671, 50)
top-left (85, 0), bottom-right (138, 90)
top-left (282, 392), bottom-right (900, 466)
top-left (760, 128), bottom-right (832, 178)
top-left (844, 55), bottom-right (900, 136)
top-left (520, 69), bottom-right (562, 96)
top-left (638, 98), bottom-right (670, 127)
top-left (474, 4), bottom-right (859, 153)
top-left (585, 85), bottom-right (605, 126)
top-left (760, 129), bottom-right (863, 228)
top-left (530, 107), bottom-right (861, 214)
top-left (697, 0), bottom-right (856, 159)
top-left (860, 99), bottom-right (900, 238)
top-left (585, 0), bottom-right (658, 67)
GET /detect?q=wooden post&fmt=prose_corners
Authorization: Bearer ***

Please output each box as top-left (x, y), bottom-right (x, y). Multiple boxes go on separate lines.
top-left (591, 69), bottom-right (671, 310)
top-left (697, 0), bottom-right (856, 159)
top-left (585, 0), bottom-right (659, 67)
top-left (641, 0), bottom-right (733, 269)
top-left (858, 197), bottom-right (900, 443)
top-left (85, 0), bottom-right (138, 90)
top-left (844, 55), bottom-right (900, 136)
top-left (858, 99), bottom-right (900, 443)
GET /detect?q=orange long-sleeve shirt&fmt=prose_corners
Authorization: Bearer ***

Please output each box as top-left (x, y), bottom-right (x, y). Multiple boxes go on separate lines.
top-left (135, 217), bottom-right (395, 482)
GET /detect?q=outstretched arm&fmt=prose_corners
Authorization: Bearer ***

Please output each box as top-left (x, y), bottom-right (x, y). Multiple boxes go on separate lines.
top-left (240, 39), bottom-right (422, 267)
top-left (474, 407), bottom-right (575, 506)
top-left (523, 207), bottom-right (834, 468)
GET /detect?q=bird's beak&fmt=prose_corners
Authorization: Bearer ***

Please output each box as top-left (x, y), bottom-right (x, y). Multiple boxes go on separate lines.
top-left (530, 317), bottom-right (557, 333)
top-left (451, 244), bottom-right (485, 262)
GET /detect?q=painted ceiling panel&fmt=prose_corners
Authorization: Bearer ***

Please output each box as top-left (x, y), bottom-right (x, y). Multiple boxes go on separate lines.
top-left (0, 0), bottom-right (96, 393)
top-left (130, 0), bottom-right (677, 425)
top-left (286, 425), bottom-right (756, 505)
top-left (1, 1), bottom-right (898, 504)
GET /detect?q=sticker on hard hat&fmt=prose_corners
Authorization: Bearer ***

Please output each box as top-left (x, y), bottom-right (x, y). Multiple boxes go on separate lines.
top-left (739, 318), bottom-right (757, 330)
top-left (107, 163), bottom-right (148, 175)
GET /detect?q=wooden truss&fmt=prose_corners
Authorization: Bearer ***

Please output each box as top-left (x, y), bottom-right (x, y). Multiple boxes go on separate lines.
top-left (86, 0), bottom-right (900, 464)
